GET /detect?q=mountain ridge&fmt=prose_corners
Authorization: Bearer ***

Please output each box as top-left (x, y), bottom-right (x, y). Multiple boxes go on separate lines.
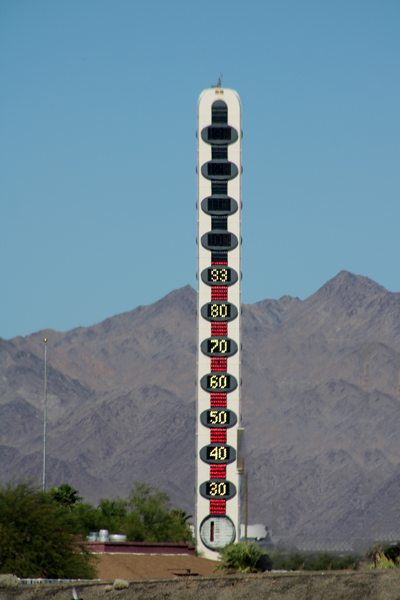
top-left (2, 270), bottom-right (400, 549)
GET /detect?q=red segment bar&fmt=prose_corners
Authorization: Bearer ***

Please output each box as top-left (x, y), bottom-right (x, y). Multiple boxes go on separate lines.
top-left (211, 357), bottom-right (227, 371)
top-left (211, 429), bottom-right (227, 443)
top-left (212, 261), bottom-right (228, 265)
top-left (211, 287), bottom-right (227, 301)
top-left (210, 393), bottom-right (227, 407)
top-left (210, 499), bottom-right (226, 514)
top-left (211, 322), bottom-right (227, 336)
top-left (210, 465), bottom-right (226, 479)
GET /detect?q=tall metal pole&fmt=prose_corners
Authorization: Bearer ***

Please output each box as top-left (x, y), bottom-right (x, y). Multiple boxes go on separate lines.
top-left (245, 472), bottom-right (248, 543)
top-left (42, 338), bottom-right (48, 491)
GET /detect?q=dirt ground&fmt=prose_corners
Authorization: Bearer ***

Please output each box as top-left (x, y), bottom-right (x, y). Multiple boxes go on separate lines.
top-left (94, 552), bottom-right (220, 580)
top-left (2, 570), bottom-right (400, 600)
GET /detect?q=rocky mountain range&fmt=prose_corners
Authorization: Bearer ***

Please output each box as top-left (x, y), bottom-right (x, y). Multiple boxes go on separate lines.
top-left (2, 270), bottom-right (400, 551)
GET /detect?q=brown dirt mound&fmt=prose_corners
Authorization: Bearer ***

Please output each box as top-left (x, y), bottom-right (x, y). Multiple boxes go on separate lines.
top-left (3, 571), bottom-right (400, 600)
top-left (95, 553), bottom-right (220, 580)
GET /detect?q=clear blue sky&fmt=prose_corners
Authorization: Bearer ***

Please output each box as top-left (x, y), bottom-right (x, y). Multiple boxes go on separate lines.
top-left (1, 0), bottom-right (399, 340)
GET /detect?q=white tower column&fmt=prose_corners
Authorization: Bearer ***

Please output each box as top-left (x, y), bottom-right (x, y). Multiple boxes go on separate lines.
top-left (196, 87), bottom-right (242, 559)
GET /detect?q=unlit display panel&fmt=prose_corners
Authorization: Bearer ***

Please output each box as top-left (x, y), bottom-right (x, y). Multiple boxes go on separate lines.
top-left (196, 87), bottom-right (242, 559)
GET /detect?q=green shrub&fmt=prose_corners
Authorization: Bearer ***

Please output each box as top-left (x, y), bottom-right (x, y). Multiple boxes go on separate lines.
top-left (121, 482), bottom-right (193, 543)
top-left (304, 552), bottom-right (332, 570)
top-left (370, 552), bottom-right (397, 569)
top-left (270, 550), bottom-right (357, 571)
top-left (272, 551), bottom-right (305, 571)
top-left (216, 542), bottom-right (272, 573)
top-left (330, 555), bottom-right (358, 570)
top-left (50, 484), bottom-right (82, 509)
top-left (0, 482), bottom-right (97, 579)
top-left (384, 544), bottom-right (399, 565)
top-left (303, 552), bottom-right (357, 571)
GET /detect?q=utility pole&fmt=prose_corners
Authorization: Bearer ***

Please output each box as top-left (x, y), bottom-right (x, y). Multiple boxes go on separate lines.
top-left (397, 371), bottom-right (400, 402)
top-left (42, 338), bottom-right (48, 491)
top-left (363, 362), bottom-right (369, 393)
top-left (245, 472), bottom-right (248, 543)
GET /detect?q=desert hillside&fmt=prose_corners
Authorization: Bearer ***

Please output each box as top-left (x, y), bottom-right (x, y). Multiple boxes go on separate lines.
top-left (2, 271), bottom-right (400, 549)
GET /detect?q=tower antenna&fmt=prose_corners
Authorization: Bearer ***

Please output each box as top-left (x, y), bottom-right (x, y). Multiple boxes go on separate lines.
top-left (211, 74), bottom-right (223, 88)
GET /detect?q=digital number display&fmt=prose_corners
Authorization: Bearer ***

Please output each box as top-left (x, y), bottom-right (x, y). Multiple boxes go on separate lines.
top-left (208, 446), bottom-right (230, 461)
top-left (201, 125), bottom-right (238, 146)
top-left (200, 480), bottom-right (236, 499)
top-left (209, 268), bottom-right (230, 282)
top-left (208, 163), bottom-right (231, 176)
top-left (208, 234), bottom-right (231, 247)
top-left (209, 198), bottom-right (231, 212)
top-left (210, 410), bottom-right (229, 424)
top-left (200, 302), bottom-right (238, 322)
top-left (200, 409), bottom-right (237, 429)
top-left (200, 337), bottom-right (237, 357)
top-left (209, 127), bottom-right (231, 141)
top-left (201, 267), bottom-right (238, 287)
top-left (210, 303), bottom-right (230, 318)
top-left (201, 162), bottom-right (238, 181)
top-left (201, 232), bottom-right (238, 252)
top-left (201, 196), bottom-right (238, 216)
top-left (209, 374), bottom-right (230, 389)
top-left (199, 444), bottom-right (236, 464)
top-left (208, 339), bottom-right (230, 353)
top-left (200, 372), bottom-right (237, 393)
top-left (207, 233), bottom-right (232, 248)
top-left (208, 482), bottom-right (230, 496)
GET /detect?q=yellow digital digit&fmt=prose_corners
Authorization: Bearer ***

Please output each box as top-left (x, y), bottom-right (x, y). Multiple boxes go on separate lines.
top-left (219, 340), bottom-right (227, 353)
top-left (211, 269), bottom-right (218, 282)
top-left (210, 483), bottom-right (218, 496)
top-left (220, 269), bottom-right (228, 282)
top-left (218, 482), bottom-right (227, 496)
top-left (219, 375), bottom-right (227, 389)
top-left (210, 375), bottom-right (218, 389)
top-left (218, 447), bottom-right (227, 460)
top-left (211, 304), bottom-right (218, 317)
top-left (210, 411), bottom-right (218, 424)
top-left (220, 304), bottom-right (227, 317)
top-left (219, 411), bottom-right (227, 424)
top-left (210, 339), bottom-right (219, 353)
top-left (209, 447), bottom-right (218, 460)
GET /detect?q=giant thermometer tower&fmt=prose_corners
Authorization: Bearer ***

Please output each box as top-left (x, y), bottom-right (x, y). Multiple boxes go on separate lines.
top-left (196, 86), bottom-right (242, 559)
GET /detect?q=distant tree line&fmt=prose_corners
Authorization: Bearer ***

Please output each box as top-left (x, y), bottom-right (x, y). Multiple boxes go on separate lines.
top-left (216, 542), bottom-right (360, 573)
top-left (0, 481), bottom-right (193, 579)
top-left (49, 481), bottom-right (193, 544)
top-left (217, 541), bottom-right (400, 573)
top-left (5, 480), bottom-right (392, 579)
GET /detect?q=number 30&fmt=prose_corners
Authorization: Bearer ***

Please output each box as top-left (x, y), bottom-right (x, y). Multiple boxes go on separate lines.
top-left (210, 482), bottom-right (227, 496)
